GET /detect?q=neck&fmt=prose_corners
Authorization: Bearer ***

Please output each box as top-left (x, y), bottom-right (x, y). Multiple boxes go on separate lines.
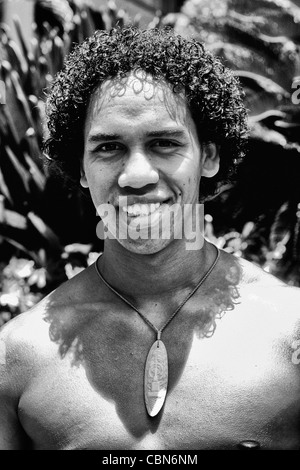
top-left (98, 239), bottom-right (217, 301)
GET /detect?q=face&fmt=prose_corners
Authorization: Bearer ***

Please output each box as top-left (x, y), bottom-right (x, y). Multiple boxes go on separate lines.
top-left (81, 71), bottom-right (219, 254)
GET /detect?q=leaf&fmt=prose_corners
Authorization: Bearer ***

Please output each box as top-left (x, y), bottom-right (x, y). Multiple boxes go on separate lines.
top-left (27, 211), bottom-right (62, 252)
top-left (1, 61), bottom-right (37, 144)
top-left (269, 201), bottom-right (293, 249)
top-left (1, 209), bottom-right (27, 230)
top-left (0, 145), bottom-right (30, 211)
top-left (176, 2), bottom-right (300, 89)
top-left (34, 0), bottom-right (74, 34)
top-left (241, 221), bottom-right (255, 239)
top-left (230, 0), bottom-right (300, 39)
top-left (5, 38), bottom-right (28, 79)
top-left (0, 236), bottom-right (42, 265)
top-left (235, 70), bottom-right (289, 97)
top-left (86, 3), bottom-right (106, 30)
top-left (27, 95), bottom-right (46, 142)
top-left (63, 243), bottom-right (92, 255)
top-left (5, 145), bottom-right (31, 193)
top-left (24, 153), bottom-right (46, 191)
top-left (24, 128), bottom-right (44, 170)
top-left (249, 122), bottom-right (288, 146)
top-left (51, 35), bottom-right (65, 74)
top-left (0, 168), bottom-right (12, 204)
top-left (10, 70), bottom-right (35, 128)
top-left (12, 15), bottom-right (34, 68)
top-left (0, 82), bottom-right (22, 144)
top-left (249, 109), bottom-right (287, 123)
top-left (78, 6), bottom-right (96, 41)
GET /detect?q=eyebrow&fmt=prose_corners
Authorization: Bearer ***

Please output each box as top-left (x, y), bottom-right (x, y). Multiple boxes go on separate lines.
top-left (87, 129), bottom-right (187, 145)
top-left (87, 133), bottom-right (120, 143)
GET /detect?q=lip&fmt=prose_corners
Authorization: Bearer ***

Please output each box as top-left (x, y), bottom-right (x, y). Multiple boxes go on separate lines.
top-left (118, 198), bottom-right (177, 233)
top-left (117, 196), bottom-right (175, 221)
top-left (122, 202), bottom-right (161, 218)
top-left (115, 194), bottom-right (183, 237)
top-left (117, 195), bottom-right (172, 208)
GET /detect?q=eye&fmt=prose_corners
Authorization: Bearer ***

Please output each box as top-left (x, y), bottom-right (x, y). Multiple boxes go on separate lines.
top-left (91, 142), bottom-right (125, 159)
top-left (97, 143), bottom-right (123, 152)
top-left (152, 140), bottom-right (179, 149)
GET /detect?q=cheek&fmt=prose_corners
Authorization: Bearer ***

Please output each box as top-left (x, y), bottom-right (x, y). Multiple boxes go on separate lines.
top-left (85, 163), bottom-right (108, 184)
top-left (169, 157), bottom-right (201, 187)
top-left (84, 167), bottom-right (112, 199)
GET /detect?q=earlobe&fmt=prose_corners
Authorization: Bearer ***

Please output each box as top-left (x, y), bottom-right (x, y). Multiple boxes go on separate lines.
top-left (80, 167), bottom-right (89, 188)
top-left (201, 143), bottom-right (220, 178)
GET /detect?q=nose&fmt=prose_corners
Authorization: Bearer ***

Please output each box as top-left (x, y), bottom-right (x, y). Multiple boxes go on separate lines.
top-left (118, 150), bottom-right (159, 188)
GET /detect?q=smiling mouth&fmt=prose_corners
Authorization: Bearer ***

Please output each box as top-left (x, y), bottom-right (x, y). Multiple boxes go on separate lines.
top-left (120, 199), bottom-right (175, 218)
top-left (122, 202), bottom-right (162, 217)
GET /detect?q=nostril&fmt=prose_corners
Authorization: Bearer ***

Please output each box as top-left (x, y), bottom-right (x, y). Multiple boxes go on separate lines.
top-left (118, 168), bottom-right (159, 188)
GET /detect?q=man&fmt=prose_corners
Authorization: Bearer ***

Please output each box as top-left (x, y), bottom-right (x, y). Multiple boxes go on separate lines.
top-left (0, 26), bottom-right (300, 450)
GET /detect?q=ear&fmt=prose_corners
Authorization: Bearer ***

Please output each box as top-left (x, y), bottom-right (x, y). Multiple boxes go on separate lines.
top-left (80, 163), bottom-right (89, 188)
top-left (201, 143), bottom-right (220, 178)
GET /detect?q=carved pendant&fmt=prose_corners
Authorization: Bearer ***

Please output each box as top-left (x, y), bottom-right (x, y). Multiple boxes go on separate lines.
top-left (144, 340), bottom-right (168, 417)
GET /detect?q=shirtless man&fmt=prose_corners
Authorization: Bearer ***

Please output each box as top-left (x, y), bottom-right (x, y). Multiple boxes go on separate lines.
top-left (0, 26), bottom-right (300, 450)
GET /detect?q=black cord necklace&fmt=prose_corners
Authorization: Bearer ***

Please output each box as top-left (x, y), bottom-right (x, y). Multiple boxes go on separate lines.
top-left (95, 246), bottom-right (220, 417)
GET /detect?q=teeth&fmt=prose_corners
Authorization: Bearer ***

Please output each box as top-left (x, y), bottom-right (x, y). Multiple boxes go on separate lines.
top-left (122, 203), bottom-right (161, 216)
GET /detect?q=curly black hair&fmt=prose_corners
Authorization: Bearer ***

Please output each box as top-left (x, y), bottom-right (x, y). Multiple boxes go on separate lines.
top-left (44, 26), bottom-right (249, 199)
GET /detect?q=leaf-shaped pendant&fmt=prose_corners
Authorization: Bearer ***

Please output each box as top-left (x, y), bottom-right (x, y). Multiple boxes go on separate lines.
top-left (144, 340), bottom-right (168, 417)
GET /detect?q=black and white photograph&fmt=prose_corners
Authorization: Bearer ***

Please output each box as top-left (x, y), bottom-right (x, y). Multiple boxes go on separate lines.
top-left (0, 0), bottom-right (300, 452)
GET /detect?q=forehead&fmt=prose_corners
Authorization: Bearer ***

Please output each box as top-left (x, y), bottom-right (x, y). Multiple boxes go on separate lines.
top-left (85, 70), bottom-right (190, 129)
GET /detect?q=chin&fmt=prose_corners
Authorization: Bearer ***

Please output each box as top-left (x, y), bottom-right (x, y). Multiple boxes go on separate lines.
top-left (116, 237), bottom-right (173, 255)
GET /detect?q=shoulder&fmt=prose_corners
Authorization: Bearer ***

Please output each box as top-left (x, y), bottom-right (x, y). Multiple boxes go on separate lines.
top-left (0, 294), bottom-right (57, 396)
top-left (207, 251), bottom-right (300, 384)
top-left (219, 248), bottom-right (300, 301)
top-left (237, 254), bottom-right (300, 311)
top-left (217, 251), bottom-right (300, 345)
top-left (0, 261), bottom-right (107, 387)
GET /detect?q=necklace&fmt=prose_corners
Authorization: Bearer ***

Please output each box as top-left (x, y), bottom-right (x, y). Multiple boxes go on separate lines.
top-left (94, 246), bottom-right (220, 417)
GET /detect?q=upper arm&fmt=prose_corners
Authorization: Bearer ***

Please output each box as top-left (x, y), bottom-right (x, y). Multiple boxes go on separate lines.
top-left (0, 326), bottom-right (30, 449)
top-left (0, 395), bottom-right (30, 449)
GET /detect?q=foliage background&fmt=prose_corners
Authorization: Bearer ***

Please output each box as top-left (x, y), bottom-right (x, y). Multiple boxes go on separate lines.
top-left (0, 0), bottom-right (300, 326)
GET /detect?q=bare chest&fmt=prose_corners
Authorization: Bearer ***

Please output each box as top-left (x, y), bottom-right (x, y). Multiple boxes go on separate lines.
top-left (18, 327), bottom-right (300, 450)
